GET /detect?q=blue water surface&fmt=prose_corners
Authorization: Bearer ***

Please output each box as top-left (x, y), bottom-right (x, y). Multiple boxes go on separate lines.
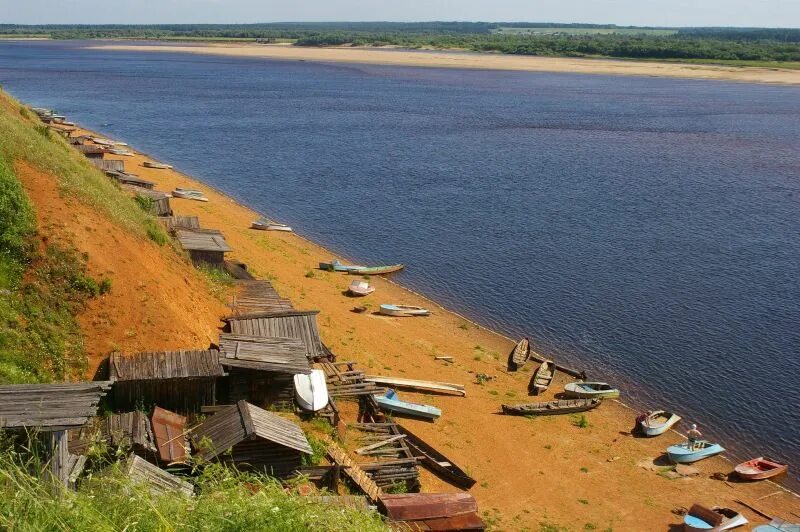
top-left (2, 40), bottom-right (798, 484)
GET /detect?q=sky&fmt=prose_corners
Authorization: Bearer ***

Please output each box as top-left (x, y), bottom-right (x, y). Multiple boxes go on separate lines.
top-left (1, 0), bottom-right (799, 28)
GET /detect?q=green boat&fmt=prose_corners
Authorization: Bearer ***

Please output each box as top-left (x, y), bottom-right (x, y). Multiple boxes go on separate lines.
top-left (347, 264), bottom-right (404, 275)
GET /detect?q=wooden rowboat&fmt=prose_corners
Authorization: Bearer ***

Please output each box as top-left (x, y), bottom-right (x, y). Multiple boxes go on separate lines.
top-left (564, 381), bottom-right (620, 399)
top-left (374, 389), bottom-right (441, 420)
top-left (143, 161), bottom-right (173, 169)
top-left (734, 457), bottom-right (788, 480)
top-left (379, 304), bottom-right (430, 317)
top-left (172, 188), bottom-right (208, 202)
top-left (251, 218), bottom-right (292, 232)
top-left (683, 504), bottom-right (747, 531)
top-left (666, 440), bottom-right (725, 463)
top-left (501, 398), bottom-right (601, 416)
top-left (395, 423), bottom-right (476, 489)
top-left (347, 264), bottom-right (404, 275)
top-left (348, 280), bottom-right (375, 297)
top-left (528, 359), bottom-right (555, 396)
top-left (636, 410), bottom-right (681, 437)
top-left (319, 259), bottom-right (365, 272)
top-left (508, 338), bottom-right (530, 371)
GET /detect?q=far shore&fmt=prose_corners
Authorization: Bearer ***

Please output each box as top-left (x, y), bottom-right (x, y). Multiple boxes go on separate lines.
top-left (88, 42), bottom-right (800, 85)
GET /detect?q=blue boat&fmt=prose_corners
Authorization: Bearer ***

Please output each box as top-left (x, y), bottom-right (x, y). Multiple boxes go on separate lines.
top-left (318, 259), bottom-right (366, 272)
top-left (666, 441), bottom-right (725, 463)
top-left (373, 389), bottom-right (441, 420)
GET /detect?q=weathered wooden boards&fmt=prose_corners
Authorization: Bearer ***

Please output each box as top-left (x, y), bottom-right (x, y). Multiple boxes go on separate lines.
top-left (326, 440), bottom-right (383, 503)
top-left (349, 423), bottom-right (421, 490)
top-left (218, 334), bottom-right (311, 375)
top-left (229, 280), bottom-right (293, 315)
top-left (0, 381), bottom-right (112, 431)
top-left (100, 410), bottom-right (158, 454)
top-left (90, 158), bottom-right (125, 173)
top-left (379, 493), bottom-right (485, 530)
top-left (124, 454), bottom-right (194, 497)
top-left (364, 375), bottom-right (466, 397)
top-left (161, 215), bottom-right (200, 233)
top-left (224, 311), bottom-right (325, 360)
top-left (394, 423), bottom-right (476, 490)
top-left (175, 229), bottom-right (232, 253)
top-left (109, 350), bottom-right (224, 381)
top-left (320, 361), bottom-right (384, 398)
top-left (151, 407), bottom-right (188, 464)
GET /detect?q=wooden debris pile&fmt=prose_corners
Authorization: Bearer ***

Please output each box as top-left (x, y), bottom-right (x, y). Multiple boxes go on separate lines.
top-left (350, 423), bottom-right (421, 491)
top-left (320, 360), bottom-right (385, 398)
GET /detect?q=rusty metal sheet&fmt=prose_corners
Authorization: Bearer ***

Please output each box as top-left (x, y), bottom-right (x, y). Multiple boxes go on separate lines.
top-left (379, 493), bottom-right (478, 522)
top-left (151, 406), bottom-right (187, 463)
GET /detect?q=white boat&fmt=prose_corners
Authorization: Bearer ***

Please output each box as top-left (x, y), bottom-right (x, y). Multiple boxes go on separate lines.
top-left (293, 369), bottom-right (329, 412)
top-left (636, 410), bottom-right (681, 437)
top-left (107, 148), bottom-right (134, 156)
top-left (251, 218), bottom-right (292, 232)
top-left (172, 189), bottom-right (209, 202)
top-left (564, 381), bottom-right (620, 399)
top-left (348, 280), bottom-right (375, 297)
top-left (379, 304), bottom-right (430, 317)
top-left (143, 161), bottom-right (173, 169)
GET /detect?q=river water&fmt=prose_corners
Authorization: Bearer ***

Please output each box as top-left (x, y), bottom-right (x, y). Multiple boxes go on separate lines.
top-left (2, 40), bottom-right (798, 486)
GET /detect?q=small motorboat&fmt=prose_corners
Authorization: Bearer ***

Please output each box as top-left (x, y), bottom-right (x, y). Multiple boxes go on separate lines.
top-left (379, 304), bottom-right (430, 317)
top-left (683, 504), bottom-right (747, 531)
top-left (348, 280), bottom-right (375, 297)
top-left (251, 218), bottom-right (292, 232)
top-left (374, 389), bottom-right (441, 420)
top-left (293, 369), bottom-right (329, 412)
top-left (528, 359), bottom-right (555, 395)
top-left (666, 440), bottom-right (725, 463)
top-left (172, 188), bottom-right (209, 202)
top-left (734, 457), bottom-right (788, 480)
top-left (143, 161), bottom-right (173, 169)
top-left (502, 398), bottom-right (601, 416)
top-left (347, 264), bottom-right (404, 275)
top-left (564, 381), bottom-right (620, 399)
top-left (636, 410), bottom-right (682, 437)
top-left (508, 338), bottom-right (530, 371)
top-left (319, 259), bottom-right (365, 272)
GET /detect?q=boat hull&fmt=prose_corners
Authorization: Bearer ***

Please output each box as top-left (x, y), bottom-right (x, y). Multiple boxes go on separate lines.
top-left (564, 382), bottom-right (620, 399)
top-left (528, 360), bottom-right (555, 396)
top-left (379, 304), bottom-right (430, 317)
top-left (347, 264), bottom-right (404, 275)
top-left (734, 457), bottom-right (789, 480)
top-left (508, 338), bottom-right (530, 371)
top-left (666, 442), bottom-right (725, 463)
top-left (502, 398), bottom-right (601, 416)
top-left (374, 391), bottom-right (441, 420)
top-left (294, 369), bottom-right (329, 412)
top-left (638, 411), bottom-right (682, 437)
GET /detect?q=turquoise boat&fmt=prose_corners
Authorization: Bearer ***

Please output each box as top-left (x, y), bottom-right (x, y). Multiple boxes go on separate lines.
top-left (666, 441), bottom-right (725, 463)
top-left (563, 381), bottom-right (620, 399)
top-left (374, 389), bottom-right (441, 420)
top-left (318, 259), bottom-right (366, 272)
top-left (347, 264), bottom-right (404, 275)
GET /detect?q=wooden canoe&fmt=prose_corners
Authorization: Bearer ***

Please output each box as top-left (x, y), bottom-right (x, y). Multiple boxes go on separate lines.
top-left (347, 264), bottom-right (404, 275)
top-left (528, 359), bottom-right (555, 396)
top-left (734, 457), bottom-right (788, 480)
top-left (395, 423), bottom-right (476, 489)
top-left (508, 338), bottom-right (530, 371)
top-left (502, 398), bottom-right (601, 416)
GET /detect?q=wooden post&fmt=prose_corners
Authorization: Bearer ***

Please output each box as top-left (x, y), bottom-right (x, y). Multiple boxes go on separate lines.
top-left (47, 430), bottom-right (69, 488)
top-left (330, 464), bottom-right (341, 494)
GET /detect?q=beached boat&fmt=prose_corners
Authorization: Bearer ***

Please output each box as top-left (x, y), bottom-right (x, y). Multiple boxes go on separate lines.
top-left (319, 259), bottom-right (365, 272)
top-left (528, 359), bottom-right (555, 395)
top-left (379, 304), bottom-right (430, 317)
top-left (636, 410), bottom-right (682, 437)
top-left (143, 161), bottom-right (173, 169)
top-left (172, 188), bottom-right (209, 202)
top-left (293, 369), bottom-right (329, 412)
top-left (347, 264), bottom-right (404, 275)
top-left (666, 441), bottom-right (725, 463)
top-left (251, 218), bottom-right (292, 232)
top-left (348, 280), bottom-right (375, 297)
top-left (563, 381), bottom-right (620, 399)
top-left (683, 505), bottom-right (747, 531)
top-left (374, 389), bottom-right (441, 420)
top-left (501, 398), bottom-right (601, 416)
top-left (508, 338), bottom-right (530, 371)
top-left (753, 520), bottom-right (800, 531)
top-left (734, 457), bottom-right (788, 480)
top-left (107, 148), bottom-right (134, 156)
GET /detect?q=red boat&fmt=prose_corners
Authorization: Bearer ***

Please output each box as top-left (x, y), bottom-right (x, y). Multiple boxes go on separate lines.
top-left (734, 457), bottom-right (788, 480)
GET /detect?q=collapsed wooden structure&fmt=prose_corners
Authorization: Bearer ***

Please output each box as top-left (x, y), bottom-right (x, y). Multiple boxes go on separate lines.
top-left (124, 454), bottom-right (194, 497)
top-left (229, 280), bottom-right (293, 315)
top-left (224, 310), bottom-right (326, 361)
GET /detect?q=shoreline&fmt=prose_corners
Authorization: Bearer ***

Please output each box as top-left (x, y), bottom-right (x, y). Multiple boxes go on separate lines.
top-left (62, 120), bottom-right (800, 528)
top-left (85, 41), bottom-right (800, 85)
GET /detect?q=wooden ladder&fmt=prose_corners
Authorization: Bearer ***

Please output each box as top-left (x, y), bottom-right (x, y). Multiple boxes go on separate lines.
top-left (325, 440), bottom-right (383, 503)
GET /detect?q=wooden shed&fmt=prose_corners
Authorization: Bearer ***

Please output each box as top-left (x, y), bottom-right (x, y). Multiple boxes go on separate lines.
top-left (90, 158), bottom-right (125, 174)
top-left (161, 215), bottom-right (200, 234)
top-left (191, 400), bottom-right (312, 477)
top-left (223, 310), bottom-right (326, 361)
top-left (130, 188), bottom-right (172, 217)
top-left (109, 350), bottom-right (225, 414)
top-left (124, 454), bottom-right (194, 497)
top-left (218, 333), bottom-right (310, 406)
top-left (0, 382), bottom-right (113, 486)
top-left (175, 229), bottom-right (232, 266)
top-left (110, 172), bottom-right (156, 190)
top-left (75, 144), bottom-right (108, 158)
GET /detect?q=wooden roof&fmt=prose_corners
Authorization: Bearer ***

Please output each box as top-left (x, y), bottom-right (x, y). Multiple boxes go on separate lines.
top-left (90, 159), bottom-right (124, 173)
top-left (191, 400), bottom-right (312, 458)
top-left (124, 454), bottom-right (194, 497)
top-left (0, 382), bottom-right (112, 431)
top-left (175, 229), bottom-right (232, 253)
top-left (109, 350), bottom-right (225, 381)
top-left (229, 280), bottom-right (293, 315)
top-left (161, 215), bottom-right (200, 233)
top-left (223, 311), bottom-right (324, 360)
top-left (100, 411), bottom-right (157, 453)
top-left (218, 333), bottom-right (311, 375)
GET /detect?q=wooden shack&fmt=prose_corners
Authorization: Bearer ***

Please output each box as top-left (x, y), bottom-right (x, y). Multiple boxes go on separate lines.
top-left (110, 172), bottom-right (155, 190)
top-left (124, 454), bottom-right (194, 497)
top-left (90, 158), bottom-right (125, 174)
top-left (175, 229), bottom-right (232, 266)
top-left (223, 310), bottom-right (326, 361)
top-left (217, 333), bottom-right (310, 406)
top-left (191, 400), bottom-right (312, 477)
top-left (108, 350), bottom-right (225, 413)
top-left (161, 215), bottom-right (200, 234)
top-left (130, 188), bottom-right (172, 217)
top-left (0, 382), bottom-right (113, 486)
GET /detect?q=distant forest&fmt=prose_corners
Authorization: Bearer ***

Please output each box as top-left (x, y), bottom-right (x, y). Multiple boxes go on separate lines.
top-left (2, 23), bottom-right (799, 63)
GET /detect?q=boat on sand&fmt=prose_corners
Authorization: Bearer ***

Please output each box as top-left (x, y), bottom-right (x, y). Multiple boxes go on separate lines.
top-left (319, 259), bottom-right (365, 272)
top-left (347, 264), bottom-right (404, 275)
top-left (348, 280), bottom-right (375, 297)
top-left (293, 369), bottom-right (329, 412)
top-left (143, 161), bottom-right (173, 169)
top-left (251, 218), bottom-right (292, 232)
top-left (666, 440), bottom-right (724, 463)
top-left (683, 504), bottom-right (747, 531)
top-left (502, 398), bottom-right (601, 416)
top-left (172, 188), bottom-right (208, 202)
top-left (734, 457), bottom-right (788, 480)
top-left (635, 410), bottom-right (681, 437)
top-left (507, 338), bottom-right (530, 371)
top-left (379, 304), bottom-right (430, 317)
top-left (564, 381), bottom-right (620, 399)
top-left (528, 359), bottom-right (555, 395)
top-left (373, 389), bottom-right (441, 420)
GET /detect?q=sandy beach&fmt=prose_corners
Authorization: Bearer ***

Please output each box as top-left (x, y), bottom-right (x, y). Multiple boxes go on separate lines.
top-left (32, 122), bottom-right (795, 530)
top-left (89, 42), bottom-right (800, 85)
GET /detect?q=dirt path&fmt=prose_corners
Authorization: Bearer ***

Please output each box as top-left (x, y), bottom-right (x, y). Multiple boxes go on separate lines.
top-left (57, 130), bottom-right (800, 530)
